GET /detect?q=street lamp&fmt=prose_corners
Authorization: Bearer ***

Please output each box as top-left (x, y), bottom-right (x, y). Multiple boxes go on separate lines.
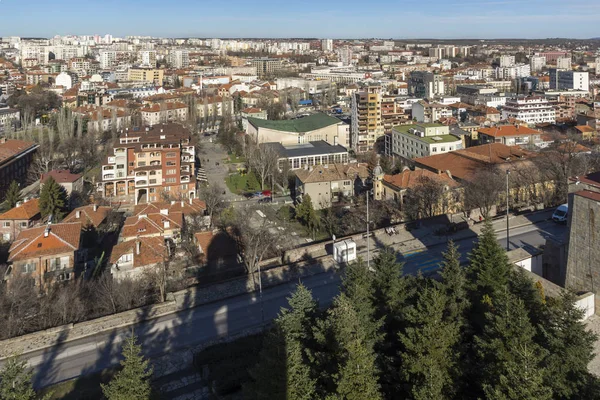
top-left (506, 169), bottom-right (510, 252)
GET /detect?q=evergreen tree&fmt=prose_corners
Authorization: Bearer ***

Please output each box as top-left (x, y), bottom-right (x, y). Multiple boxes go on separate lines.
top-left (101, 334), bottom-right (153, 400)
top-left (398, 282), bottom-right (458, 400)
top-left (474, 291), bottom-right (551, 400)
top-left (508, 268), bottom-right (545, 328)
top-left (327, 294), bottom-right (382, 400)
top-left (539, 291), bottom-right (598, 399)
top-left (295, 195), bottom-right (319, 237)
top-left (39, 176), bottom-right (67, 221)
top-left (247, 284), bottom-right (318, 400)
top-left (440, 240), bottom-right (469, 326)
top-left (3, 181), bottom-right (22, 209)
top-left (0, 356), bottom-right (47, 400)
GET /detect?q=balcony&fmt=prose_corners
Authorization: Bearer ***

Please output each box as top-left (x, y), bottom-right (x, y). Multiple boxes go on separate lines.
top-left (136, 180), bottom-right (148, 187)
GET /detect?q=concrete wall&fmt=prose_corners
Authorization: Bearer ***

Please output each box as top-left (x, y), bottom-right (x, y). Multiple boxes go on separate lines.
top-left (515, 253), bottom-right (543, 276)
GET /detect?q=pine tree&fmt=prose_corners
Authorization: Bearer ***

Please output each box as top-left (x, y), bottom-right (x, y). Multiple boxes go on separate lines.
top-left (247, 284), bottom-right (318, 400)
top-left (327, 294), bottom-right (382, 400)
top-left (539, 291), bottom-right (598, 398)
top-left (440, 240), bottom-right (469, 327)
top-left (474, 291), bottom-right (551, 400)
top-left (101, 334), bottom-right (153, 400)
top-left (398, 282), bottom-right (458, 400)
top-left (295, 195), bottom-right (319, 237)
top-left (3, 181), bottom-right (22, 209)
top-left (39, 176), bottom-right (67, 221)
top-left (0, 356), bottom-right (44, 400)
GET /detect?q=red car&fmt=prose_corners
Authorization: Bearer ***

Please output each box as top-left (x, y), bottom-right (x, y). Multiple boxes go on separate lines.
top-left (262, 190), bottom-right (272, 197)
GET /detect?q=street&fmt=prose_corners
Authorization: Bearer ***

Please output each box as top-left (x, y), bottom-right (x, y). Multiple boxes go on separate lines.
top-left (20, 219), bottom-right (566, 388)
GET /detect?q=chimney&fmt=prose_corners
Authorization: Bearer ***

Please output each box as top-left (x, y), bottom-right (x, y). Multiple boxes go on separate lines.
top-left (44, 226), bottom-right (50, 238)
top-left (160, 209), bottom-right (169, 216)
top-left (75, 210), bottom-right (81, 218)
top-left (181, 201), bottom-right (184, 207)
top-left (93, 204), bottom-right (98, 212)
top-left (136, 240), bottom-right (141, 255)
top-left (16, 201), bottom-right (23, 207)
top-left (171, 200), bottom-right (176, 205)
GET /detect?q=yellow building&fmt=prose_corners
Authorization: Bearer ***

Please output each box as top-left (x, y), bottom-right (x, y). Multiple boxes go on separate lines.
top-left (127, 68), bottom-right (164, 84)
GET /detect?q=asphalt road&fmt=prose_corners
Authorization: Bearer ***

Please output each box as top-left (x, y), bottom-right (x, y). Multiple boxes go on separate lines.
top-left (24, 220), bottom-right (566, 388)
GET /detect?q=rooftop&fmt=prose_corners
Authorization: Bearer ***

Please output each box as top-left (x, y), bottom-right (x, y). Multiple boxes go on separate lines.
top-left (41, 169), bottom-right (82, 184)
top-left (478, 125), bottom-right (541, 137)
top-left (110, 236), bottom-right (167, 268)
top-left (263, 140), bottom-right (348, 158)
top-left (63, 204), bottom-right (111, 228)
top-left (383, 169), bottom-right (458, 190)
top-left (8, 222), bottom-right (82, 262)
top-left (248, 113), bottom-right (343, 133)
top-left (0, 198), bottom-right (40, 221)
top-left (295, 163), bottom-right (369, 184)
top-left (0, 139), bottom-right (38, 165)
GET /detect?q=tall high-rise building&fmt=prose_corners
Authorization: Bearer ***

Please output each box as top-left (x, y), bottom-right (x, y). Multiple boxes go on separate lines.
top-left (556, 57), bottom-right (572, 70)
top-left (139, 51), bottom-right (157, 67)
top-left (321, 39), bottom-right (333, 52)
top-left (168, 49), bottom-right (189, 69)
top-left (351, 85), bottom-right (384, 153)
top-left (250, 58), bottom-right (282, 77)
top-left (336, 46), bottom-right (353, 66)
top-left (499, 55), bottom-right (516, 67)
top-left (100, 51), bottom-right (117, 69)
top-left (549, 69), bottom-right (589, 91)
top-left (529, 55), bottom-right (546, 72)
top-left (408, 71), bottom-right (445, 98)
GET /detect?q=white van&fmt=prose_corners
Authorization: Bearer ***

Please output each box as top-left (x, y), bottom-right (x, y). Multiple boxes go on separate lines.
top-left (552, 204), bottom-right (568, 223)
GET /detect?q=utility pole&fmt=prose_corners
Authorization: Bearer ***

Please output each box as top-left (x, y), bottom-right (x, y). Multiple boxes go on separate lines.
top-left (506, 169), bottom-right (510, 252)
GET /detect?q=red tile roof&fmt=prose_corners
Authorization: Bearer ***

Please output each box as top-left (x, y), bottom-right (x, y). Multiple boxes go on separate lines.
top-left (478, 125), bottom-right (540, 138)
top-left (383, 169), bottom-right (458, 190)
top-left (8, 222), bottom-right (82, 262)
top-left (575, 190), bottom-right (600, 202)
top-left (195, 231), bottom-right (214, 254)
top-left (0, 199), bottom-right (40, 221)
top-left (41, 170), bottom-right (82, 184)
top-left (0, 139), bottom-right (37, 164)
top-left (63, 204), bottom-right (111, 228)
top-left (110, 237), bottom-right (167, 268)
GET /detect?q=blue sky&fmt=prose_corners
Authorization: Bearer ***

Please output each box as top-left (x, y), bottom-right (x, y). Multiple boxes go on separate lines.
top-left (1, 0), bottom-right (598, 39)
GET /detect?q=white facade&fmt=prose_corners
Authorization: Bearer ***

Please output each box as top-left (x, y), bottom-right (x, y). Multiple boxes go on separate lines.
top-left (55, 72), bottom-right (73, 89)
top-left (501, 96), bottom-right (556, 124)
top-left (390, 124), bottom-right (462, 160)
top-left (168, 50), bottom-right (189, 69)
top-left (529, 56), bottom-right (546, 72)
top-left (139, 51), bottom-right (157, 67)
top-left (100, 51), bottom-right (117, 69)
top-left (499, 55), bottom-right (516, 67)
top-left (556, 57), bottom-right (572, 70)
top-left (321, 39), bottom-right (333, 52)
top-left (495, 64), bottom-right (531, 80)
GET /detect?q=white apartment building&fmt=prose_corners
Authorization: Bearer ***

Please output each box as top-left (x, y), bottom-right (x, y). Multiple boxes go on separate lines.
top-left (321, 39), bottom-right (333, 52)
top-left (499, 55), bottom-right (516, 67)
top-left (556, 57), bottom-right (572, 70)
top-left (390, 123), bottom-right (462, 160)
top-left (495, 64), bottom-right (531, 80)
top-left (139, 51), bottom-right (157, 67)
top-left (529, 56), bottom-right (546, 72)
top-left (100, 51), bottom-right (117, 69)
top-left (412, 101), bottom-right (453, 123)
top-left (501, 96), bottom-right (556, 124)
top-left (168, 50), bottom-right (189, 69)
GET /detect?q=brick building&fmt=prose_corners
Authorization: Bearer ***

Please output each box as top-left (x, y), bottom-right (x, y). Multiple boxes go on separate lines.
top-left (0, 198), bottom-right (41, 242)
top-left (0, 138), bottom-right (38, 194)
top-left (99, 124), bottom-right (197, 204)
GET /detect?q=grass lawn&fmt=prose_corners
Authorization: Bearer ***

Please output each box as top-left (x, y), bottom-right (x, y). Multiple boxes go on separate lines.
top-left (225, 154), bottom-right (246, 164)
top-left (225, 172), bottom-right (261, 195)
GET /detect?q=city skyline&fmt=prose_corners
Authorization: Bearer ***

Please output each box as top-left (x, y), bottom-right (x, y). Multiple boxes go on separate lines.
top-left (1, 0), bottom-right (600, 39)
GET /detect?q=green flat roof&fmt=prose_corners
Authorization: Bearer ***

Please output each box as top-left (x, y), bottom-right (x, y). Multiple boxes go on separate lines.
top-left (418, 135), bottom-right (461, 144)
top-left (248, 113), bottom-right (342, 133)
top-left (393, 124), bottom-right (460, 144)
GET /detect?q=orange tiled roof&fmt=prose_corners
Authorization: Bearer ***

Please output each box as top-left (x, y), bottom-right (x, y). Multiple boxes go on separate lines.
top-left (478, 125), bottom-right (540, 138)
top-left (133, 200), bottom-right (205, 217)
top-left (140, 102), bottom-right (187, 112)
top-left (0, 199), bottom-right (40, 221)
top-left (8, 222), bottom-right (82, 262)
top-left (383, 169), bottom-right (458, 190)
top-left (575, 125), bottom-right (595, 133)
top-left (195, 231), bottom-right (214, 254)
top-left (122, 211), bottom-right (183, 239)
top-left (110, 236), bottom-right (167, 268)
top-left (41, 169), bottom-right (82, 184)
top-left (63, 204), bottom-right (111, 228)
top-left (0, 139), bottom-right (37, 164)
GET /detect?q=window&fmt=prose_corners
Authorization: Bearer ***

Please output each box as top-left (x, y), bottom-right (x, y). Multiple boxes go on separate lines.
top-left (181, 184), bottom-right (188, 190)
top-left (166, 177), bottom-right (177, 183)
top-left (20, 222), bottom-right (28, 228)
top-left (149, 179), bottom-right (157, 184)
top-left (2, 222), bottom-right (10, 228)
top-left (138, 161), bottom-right (146, 167)
top-left (343, 181), bottom-right (351, 186)
top-left (166, 152), bottom-right (177, 158)
top-left (22, 263), bottom-right (35, 273)
top-left (166, 169), bottom-right (176, 175)
top-left (166, 161), bottom-right (176, 166)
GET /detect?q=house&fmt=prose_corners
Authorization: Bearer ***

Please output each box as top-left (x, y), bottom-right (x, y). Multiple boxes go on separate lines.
top-left (477, 125), bottom-right (542, 147)
top-left (40, 170), bottom-right (83, 195)
top-left (63, 204), bottom-right (111, 229)
top-left (109, 236), bottom-right (168, 280)
top-left (121, 207), bottom-right (183, 243)
top-left (133, 199), bottom-right (206, 224)
top-left (6, 222), bottom-right (83, 288)
top-left (574, 125), bottom-right (597, 139)
top-left (0, 198), bottom-right (41, 242)
top-left (194, 229), bottom-right (240, 266)
top-left (379, 169), bottom-right (458, 204)
top-left (295, 163), bottom-right (370, 209)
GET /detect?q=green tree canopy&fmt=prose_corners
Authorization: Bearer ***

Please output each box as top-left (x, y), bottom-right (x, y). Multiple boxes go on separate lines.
top-left (38, 176), bottom-right (67, 221)
top-left (3, 181), bottom-right (22, 210)
top-left (0, 356), bottom-right (47, 400)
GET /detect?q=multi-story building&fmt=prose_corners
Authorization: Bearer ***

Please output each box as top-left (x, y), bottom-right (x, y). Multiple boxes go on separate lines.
top-left (336, 46), bottom-right (353, 66)
top-left (389, 123), bottom-right (462, 161)
top-left (499, 55), bottom-right (516, 67)
top-left (99, 51), bottom-right (117, 69)
top-left (412, 100), bottom-right (453, 123)
top-left (127, 67), bottom-right (164, 84)
top-left (99, 124), bottom-right (197, 204)
top-left (408, 71), bottom-right (445, 98)
top-left (549, 69), bottom-right (589, 91)
top-left (530, 56), bottom-right (546, 72)
top-left (0, 108), bottom-right (20, 128)
top-left (556, 57), bottom-right (572, 70)
top-left (538, 51), bottom-right (569, 64)
top-left (0, 198), bottom-right (41, 242)
top-left (139, 50), bottom-right (157, 67)
top-left (168, 49), bottom-right (190, 69)
top-left (6, 222), bottom-right (84, 288)
top-left (495, 64), bottom-right (531, 80)
top-left (351, 85), bottom-right (384, 153)
top-left (321, 39), bottom-right (333, 52)
top-left (140, 102), bottom-right (188, 126)
top-left (251, 58), bottom-right (282, 78)
top-left (0, 138), bottom-right (38, 195)
top-left (381, 95), bottom-right (408, 135)
top-left (478, 125), bottom-right (542, 146)
top-left (501, 96), bottom-right (556, 124)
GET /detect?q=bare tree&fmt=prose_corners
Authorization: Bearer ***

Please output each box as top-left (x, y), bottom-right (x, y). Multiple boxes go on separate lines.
top-left (247, 141), bottom-right (279, 190)
top-left (403, 176), bottom-right (448, 221)
top-left (463, 166), bottom-right (505, 218)
top-left (200, 184), bottom-right (225, 228)
top-left (233, 211), bottom-right (282, 278)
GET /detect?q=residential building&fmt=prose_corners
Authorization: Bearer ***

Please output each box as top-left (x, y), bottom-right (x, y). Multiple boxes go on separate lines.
top-left (72, 105), bottom-right (131, 132)
top-left (6, 222), bottom-right (83, 288)
top-left (140, 102), bottom-right (188, 125)
top-left (251, 58), bottom-right (282, 78)
top-left (247, 113), bottom-right (349, 148)
top-left (499, 55), bottom-right (516, 67)
top-left (351, 85), bottom-right (384, 153)
top-left (549, 69), bottom-right (589, 91)
top-left (99, 124), bottom-right (196, 204)
top-left (381, 95), bottom-right (409, 135)
top-left (0, 198), bottom-right (41, 242)
top-left (263, 140), bottom-right (349, 170)
top-left (389, 123), bottom-right (463, 161)
top-left (241, 107), bottom-right (267, 131)
top-left (40, 170), bottom-right (83, 195)
top-left (501, 96), bottom-right (556, 124)
top-left (412, 100), bottom-right (452, 123)
top-left (168, 49), bottom-right (190, 69)
top-left (0, 108), bottom-right (20, 128)
top-left (99, 51), bottom-right (117, 69)
top-left (294, 163), bottom-right (370, 209)
top-left (478, 125), bottom-right (542, 146)
top-left (194, 230), bottom-right (239, 266)
top-left (0, 138), bottom-right (38, 194)
top-left (538, 51), bottom-right (569, 64)
top-left (110, 236), bottom-right (168, 280)
top-left (127, 67), bottom-right (164, 84)
top-left (139, 50), bottom-right (157, 67)
top-left (530, 56), bottom-right (546, 72)
top-left (408, 71), bottom-right (445, 98)
top-left (556, 57), bottom-right (572, 70)
top-left (121, 206), bottom-right (183, 242)
top-left (321, 39), bottom-right (333, 52)
top-left (63, 204), bottom-right (111, 229)
top-left (495, 64), bottom-right (531, 80)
